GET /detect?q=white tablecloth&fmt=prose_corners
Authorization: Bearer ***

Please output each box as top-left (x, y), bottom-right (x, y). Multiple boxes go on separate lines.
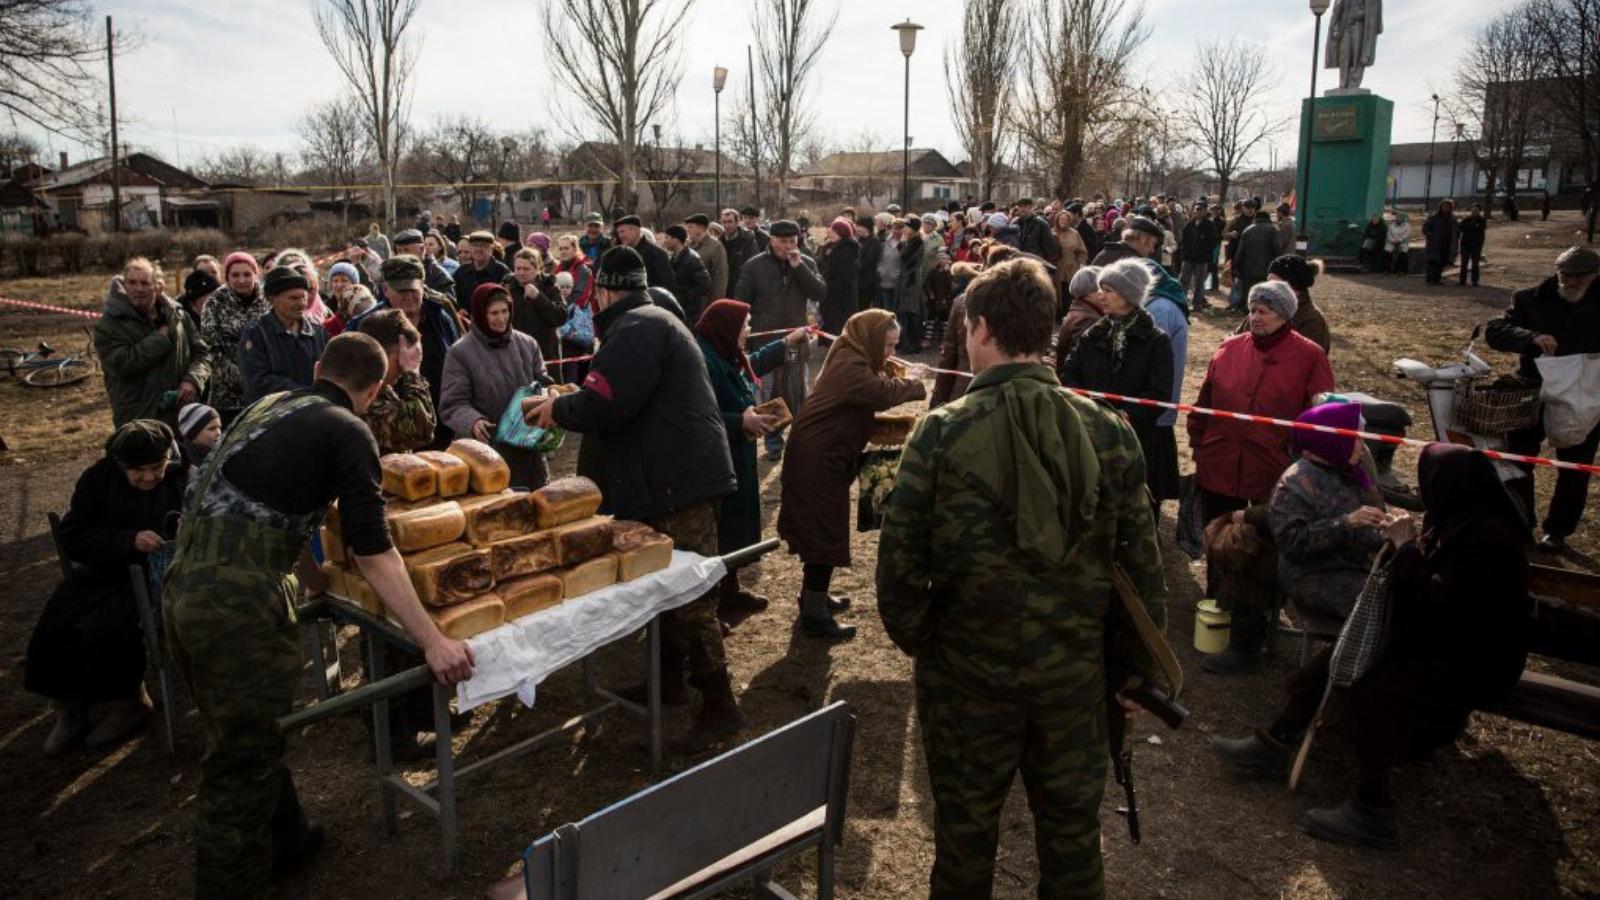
top-left (456, 551), bottom-right (726, 711)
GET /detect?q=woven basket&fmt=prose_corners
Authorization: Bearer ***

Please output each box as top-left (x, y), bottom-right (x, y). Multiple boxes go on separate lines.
top-left (1452, 377), bottom-right (1541, 434)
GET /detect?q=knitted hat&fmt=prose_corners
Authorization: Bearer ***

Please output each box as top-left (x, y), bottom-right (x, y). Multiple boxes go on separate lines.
top-left (105, 419), bottom-right (176, 469)
top-left (1555, 245), bottom-right (1600, 275)
top-left (527, 232), bottom-right (551, 254)
top-left (223, 250), bottom-right (260, 277)
top-left (177, 402), bottom-right (219, 442)
top-left (1248, 280), bottom-right (1300, 321)
top-left (262, 265), bottom-right (310, 297)
top-left (392, 228), bottom-right (424, 247)
top-left (985, 213), bottom-right (1009, 230)
top-left (1268, 254), bottom-right (1319, 290)
top-left (496, 220), bottom-right (521, 242)
top-left (328, 261), bottom-right (360, 284)
top-left (1069, 265), bottom-right (1103, 300)
top-left (1096, 258), bottom-right (1152, 307)
top-left (380, 254), bottom-right (426, 289)
top-left (663, 224), bottom-right (688, 243)
top-left (594, 246), bottom-right (648, 291)
top-left (830, 217), bottom-right (854, 240)
top-left (182, 269), bottom-right (219, 302)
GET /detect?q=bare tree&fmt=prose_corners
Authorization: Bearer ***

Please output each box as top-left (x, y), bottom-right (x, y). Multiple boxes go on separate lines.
top-left (409, 116), bottom-right (498, 221)
top-left (297, 100), bottom-right (370, 226)
top-left (839, 129), bottom-right (892, 209)
top-left (1447, 8), bottom-right (1545, 214)
top-left (726, 82), bottom-right (773, 209)
top-left (1524, 0), bottom-right (1598, 192)
top-left (314, 0), bottom-right (419, 229)
top-left (753, 0), bottom-right (836, 216)
top-left (0, 1), bottom-right (128, 143)
top-left (1176, 40), bottom-right (1287, 202)
top-left (193, 145), bottom-right (273, 185)
top-left (0, 130), bottom-right (40, 174)
top-left (945, 0), bottom-right (1021, 202)
top-left (1015, 0), bottom-right (1148, 199)
top-left (543, 0), bottom-right (694, 212)
top-left (637, 130), bottom-right (702, 223)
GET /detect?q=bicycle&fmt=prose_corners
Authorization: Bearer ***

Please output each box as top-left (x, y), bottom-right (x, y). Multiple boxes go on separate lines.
top-left (0, 333), bottom-right (97, 388)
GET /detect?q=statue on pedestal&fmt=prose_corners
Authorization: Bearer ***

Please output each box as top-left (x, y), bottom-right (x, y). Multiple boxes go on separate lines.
top-left (1325, 0), bottom-right (1383, 92)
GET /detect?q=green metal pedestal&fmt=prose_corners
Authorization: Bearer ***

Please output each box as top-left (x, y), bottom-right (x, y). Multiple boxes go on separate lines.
top-left (1296, 93), bottom-right (1393, 256)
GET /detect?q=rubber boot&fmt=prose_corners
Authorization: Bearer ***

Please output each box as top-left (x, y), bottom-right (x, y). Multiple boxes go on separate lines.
top-left (43, 702), bottom-right (90, 756)
top-left (1209, 729), bottom-right (1292, 777)
top-left (798, 589), bottom-right (855, 640)
top-left (674, 667), bottom-right (745, 753)
top-left (85, 684), bottom-right (152, 748)
top-left (617, 644), bottom-right (690, 706)
top-left (717, 572), bottom-right (769, 617)
top-left (1202, 600), bottom-right (1268, 675)
top-left (825, 594), bottom-right (851, 613)
top-left (1303, 797), bottom-right (1401, 850)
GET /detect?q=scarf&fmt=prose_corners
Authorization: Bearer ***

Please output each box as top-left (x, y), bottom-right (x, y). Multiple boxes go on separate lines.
top-left (1418, 443), bottom-right (1530, 554)
top-left (1289, 401), bottom-right (1373, 493)
top-left (470, 283), bottom-right (512, 348)
top-left (1251, 322), bottom-right (1294, 351)
top-left (694, 298), bottom-right (757, 383)
top-left (823, 308), bottom-right (896, 375)
top-left (1106, 312), bottom-right (1135, 373)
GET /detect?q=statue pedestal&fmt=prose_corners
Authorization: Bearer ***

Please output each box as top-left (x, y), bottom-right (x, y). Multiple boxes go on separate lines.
top-left (1295, 92), bottom-right (1393, 256)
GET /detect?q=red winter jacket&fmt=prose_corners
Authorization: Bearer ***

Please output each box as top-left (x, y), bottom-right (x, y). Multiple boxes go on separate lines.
top-left (1188, 329), bottom-right (1335, 502)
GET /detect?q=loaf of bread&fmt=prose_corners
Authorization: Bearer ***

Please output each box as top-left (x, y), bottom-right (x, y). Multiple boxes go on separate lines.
top-left (498, 573), bottom-right (564, 619)
top-left (551, 516), bottom-right (616, 566)
top-left (548, 382), bottom-right (579, 396)
top-left (868, 412), bottom-right (919, 446)
top-left (558, 553), bottom-right (619, 599)
top-left (429, 593), bottom-right (506, 639)
top-left (387, 501), bottom-right (466, 553)
top-left (320, 523), bottom-right (346, 564)
top-left (342, 568), bottom-right (382, 616)
top-left (488, 530), bottom-right (560, 580)
top-left (530, 476), bottom-right (603, 529)
top-left (318, 561), bottom-right (349, 598)
top-left (406, 542), bottom-right (495, 606)
top-left (753, 397), bottom-right (793, 431)
top-left (445, 439), bottom-right (511, 494)
top-left (457, 491), bottom-right (513, 514)
top-left (464, 493), bottom-right (538, 546)
top-left (381, 453), bottom-right (438, 501)
top-left (417, 451), bottom-right (471, 497)
top-left (613, 524), bottom-right (674, 582)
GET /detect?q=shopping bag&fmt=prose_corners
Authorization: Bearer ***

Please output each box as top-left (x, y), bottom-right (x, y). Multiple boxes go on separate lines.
top-left (1535, 353), bottom-right (1600, 448)
top-left (559, 304), bottom-right (595, 345)
top-left (495, 384), bottom-right (566, 452)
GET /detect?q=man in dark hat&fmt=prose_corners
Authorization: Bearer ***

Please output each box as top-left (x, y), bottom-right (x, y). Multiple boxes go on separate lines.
top-left (660, 224), bottom-right (713, 322)
top-left (1092, 215), bottom-right (1164, 266)
top-left (1012, 196), bottom-right (1054, 260)
top-left (684, 213), bottom-right (728, 297)
top-left (613, 214), bottom-right (679, 295)
top-left (719, 207), bottom-right (761, 290)
top-left (453, 230), bottom-right (510, 311)
top-left (733, 219), bottom-right (826, 460)
top-left (740, 205), bottom-right (772, 253)
top-left (522, 246), bottom-right (742, 749)
top-left (1489, 245), bottom-right (1600, 551)
top-left (392, 228), bottom-right (455, 295)
top-left (239, 266), bottom-right (329, 405)
top-left (1233, 202), bottom-right (1283, 310)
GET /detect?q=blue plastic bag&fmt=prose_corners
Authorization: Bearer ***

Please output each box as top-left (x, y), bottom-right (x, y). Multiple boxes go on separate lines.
top-left (560, 304), bottom-right (595, 345)
top-left (496, 383), bottom-right (565, 452)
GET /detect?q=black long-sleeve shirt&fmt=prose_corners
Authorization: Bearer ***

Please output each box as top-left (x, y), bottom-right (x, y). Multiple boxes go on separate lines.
top-left (222, 380), bottom-right (392, 555)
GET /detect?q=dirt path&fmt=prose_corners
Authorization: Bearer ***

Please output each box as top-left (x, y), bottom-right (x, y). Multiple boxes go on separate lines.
top-left (1, 214), bottom-right (1596, 898)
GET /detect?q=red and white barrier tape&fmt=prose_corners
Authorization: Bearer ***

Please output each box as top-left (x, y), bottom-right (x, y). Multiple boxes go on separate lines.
top-left (0, 296), bottom-right (102, 320)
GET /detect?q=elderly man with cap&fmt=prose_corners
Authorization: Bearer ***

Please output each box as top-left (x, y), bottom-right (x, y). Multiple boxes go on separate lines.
top-left (613, 214), bottom-right (679, 295)
top-left (719, 206), bottom-right (761, 290)
top-left (740, 205), bottom-right (772, 253)
top-left (453, 230), bottom-right (510, 311)
top-left (239, 266), bottom-right (330, 405)
top-left (661, 224), bottom-right (713, 322)
top-left (201, 252), bottom-right (270, 426)
top-left (1092, 215), bottom-right (1165, 267)
top-left (578, 212), bottom-right (611, 263)
top-left (349, 255), bottom-right (461, 445)
top-left (684, 213), bottom-right (728, 297)
top-left (522, 246), bottom-right (743, 749)
top-left (734, 219), bottom-right (828, 460)
top-left (94, 257), bottom-right (211, 429)
top-left (1180, 203), bottom-right (1223, 309)
top-left (1489, 245), bottom-right (1600, 551)
top-left (392, 227), bottom-right (456, 296)
top-left (1012, 196), bottom-right (1053, 259)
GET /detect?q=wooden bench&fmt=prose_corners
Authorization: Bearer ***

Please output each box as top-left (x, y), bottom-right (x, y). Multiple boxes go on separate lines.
top-left (491, 701), bottom-right (855, 900)
top-left (1479, 564), bottom-right (1600, 741)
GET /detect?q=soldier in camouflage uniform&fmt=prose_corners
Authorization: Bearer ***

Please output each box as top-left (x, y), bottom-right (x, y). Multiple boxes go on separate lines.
top-left (876, 258), bottom-right (1168, 900)
top-left (355, 307), bottom-right (437, 454)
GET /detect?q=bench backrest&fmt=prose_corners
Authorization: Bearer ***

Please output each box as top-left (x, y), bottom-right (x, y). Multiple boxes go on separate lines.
top-left (521, 701), bottom-right (854, 899)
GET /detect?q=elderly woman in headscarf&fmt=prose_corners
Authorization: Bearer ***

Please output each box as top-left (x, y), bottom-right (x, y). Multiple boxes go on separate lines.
top-left (438, 283), bottom-right (551, 489)
top-left (26, 420), bottom-right (187, 755)
top-left (778, 309), bottom-right (928, 639)
top-left (694, 300), bottom-right (810, 623)
top-left (1058, 258), bottom-right (1177, 518)
top-left (819, 216), bottom-right (860, 335)
top-left (1212, 443), bottom-right (1532, 851)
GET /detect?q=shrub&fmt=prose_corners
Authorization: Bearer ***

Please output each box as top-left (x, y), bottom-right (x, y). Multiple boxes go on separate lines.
top-left (173, 228), bottom-right (232, 265)
top-left (252, 217), bottom-right (355, 258)
top-left (52, 232), bottom-right (88, 272)
top-left (3, 233), bottom-right (44, 276)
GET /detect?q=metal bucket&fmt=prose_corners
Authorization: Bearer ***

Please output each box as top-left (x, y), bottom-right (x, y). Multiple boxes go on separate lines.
top-left (1194, 599), bottom-right (1231, 654)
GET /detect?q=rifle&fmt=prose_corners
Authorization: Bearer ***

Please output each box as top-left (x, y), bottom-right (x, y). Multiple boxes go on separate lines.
top-left (1105, 563), bottom-right (1188, 845)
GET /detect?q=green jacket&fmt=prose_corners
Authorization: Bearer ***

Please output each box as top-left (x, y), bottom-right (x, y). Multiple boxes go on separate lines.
top-left (93, 276), bottom-right (210, 428)
top-left (875, 362), bottom-right (1168, 700)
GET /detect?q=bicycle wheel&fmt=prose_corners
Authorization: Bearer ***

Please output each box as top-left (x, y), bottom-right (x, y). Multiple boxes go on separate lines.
top-left (24, 358), bottom-right (94, 388)
top-left (0, 348), bottom-right (24, 374)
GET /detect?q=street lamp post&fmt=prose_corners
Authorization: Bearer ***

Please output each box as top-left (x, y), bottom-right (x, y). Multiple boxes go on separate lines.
top-left (1424, 93), bottom-right (1441, 211)
top-left (1450, 122), bottom-right (1464, 198)
top-left (1298, 0), bottom-right (1331, 254)
top-left (891, 19), bottom-right (923, 209)
top-left (713, 66), bottom-right (728, 212)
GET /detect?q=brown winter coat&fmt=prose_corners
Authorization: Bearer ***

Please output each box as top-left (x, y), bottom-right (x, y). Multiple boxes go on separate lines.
top-left (778, 310), bottom-right (927, 567)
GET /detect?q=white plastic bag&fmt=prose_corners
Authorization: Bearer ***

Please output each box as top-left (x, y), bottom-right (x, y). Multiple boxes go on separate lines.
top-left (1536, 354), bottom-right (1600, 448)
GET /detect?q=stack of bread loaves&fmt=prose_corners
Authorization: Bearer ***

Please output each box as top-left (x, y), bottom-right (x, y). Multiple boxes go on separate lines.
top-left (319, 439), bottom-right (676, 640)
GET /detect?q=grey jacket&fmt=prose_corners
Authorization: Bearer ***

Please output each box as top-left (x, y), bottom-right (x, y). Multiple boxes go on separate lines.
top-left (733, 251), bottom-right (826, 333)
top-left (438, 326), bottom-right (548, 439)
top-left (691, 234), bottom-right (729, 298)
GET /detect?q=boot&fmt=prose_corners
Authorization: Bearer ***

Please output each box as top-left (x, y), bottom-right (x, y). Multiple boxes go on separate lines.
top-left (798, 589), bottom-right (855, 640)
top-left (1303, 797), bottom-right (1401, 850)
top-left (43, 702), bottom-right (90, 756)
top-left (389, 732), bottom-right (438, 763)
top-left (84, 685), bottom-right (152, 749)
top-left (717, 572), bottom-right (769, 616)
top-left (1209, 729), bottom-right (1291, 777)
top-left (673, 667), bottom-right (745, 753)
top-left (825, 594), bottom-right (851, 613)
top-left (617, 645), bottom-right (690, 706)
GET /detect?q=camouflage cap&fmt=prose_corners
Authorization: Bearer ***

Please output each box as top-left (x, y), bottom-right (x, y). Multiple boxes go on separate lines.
top-left (380, 253), bottom-right (426, 288)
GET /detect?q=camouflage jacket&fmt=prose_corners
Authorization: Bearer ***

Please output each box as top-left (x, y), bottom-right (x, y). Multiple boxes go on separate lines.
top-left (200, 285), bottom-right (270, 410)
top-left (875, 362), bottom-right (1168, 700)
top-left (361, 370), bottom-right (436, 454)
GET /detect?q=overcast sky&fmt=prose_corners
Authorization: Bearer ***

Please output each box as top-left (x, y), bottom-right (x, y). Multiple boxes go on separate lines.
top-left (44, 0), bottom-right (1519, 175)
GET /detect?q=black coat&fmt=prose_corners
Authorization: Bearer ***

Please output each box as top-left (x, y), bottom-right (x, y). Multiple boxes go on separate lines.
top-left (502, 272), bottom-right (569, 362)
top-left (1180, 218), bottom-right (1221, 263)
top-left (669, 247), bottom-right (714, 323)
top-left (1234, 216), bottom-right (1281, 281)
top-left (1458, 213), bottom-right (1487, 252)
top-left (1075, 219), bottom-right (1103, 259)
top-left (1486, 275), bottom-right (1600, 382)
top-left (551, 292), bottom-right (736, 521)
top-left (454, 258), bottom-right (510, 310)
top-left (1057, 308), bottom-right (1175, 454)
top-left (821, 237), bottom-right (859, 334)
top-left (1423, 211), bottom-right (1457, 264)
top-left (1016, 212), bottom-right (1052, 257)
top-left (856, 233), bottom-right (883, 309)
top-left (634, 237), bottom-right (679, 296)
top-left (722, 228), bottom-right (761, 291)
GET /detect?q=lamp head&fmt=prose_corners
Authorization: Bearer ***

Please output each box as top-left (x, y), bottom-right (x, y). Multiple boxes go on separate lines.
top-left (1309, 0), bottom-right (1331, 13)
top-left (713, 66), bottom-right (728, 93)
top-left (891, 19), bottom-right (923, 57)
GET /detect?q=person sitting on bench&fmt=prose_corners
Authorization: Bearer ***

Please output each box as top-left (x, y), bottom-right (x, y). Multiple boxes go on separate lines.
top-left (1210, 444), bottom-right (1532, 850)
top-left (25, 420), bottom-right (187, 755)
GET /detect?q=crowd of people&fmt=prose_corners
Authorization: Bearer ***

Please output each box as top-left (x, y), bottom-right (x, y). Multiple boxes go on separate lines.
top-left (19, 191), bottom-right (1600, 898)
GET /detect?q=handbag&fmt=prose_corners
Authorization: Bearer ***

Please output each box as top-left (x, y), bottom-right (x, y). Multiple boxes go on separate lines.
top-left (495, 384), bottom-right (566, 452)
top-left (559, 303), bottom-right (595, 346)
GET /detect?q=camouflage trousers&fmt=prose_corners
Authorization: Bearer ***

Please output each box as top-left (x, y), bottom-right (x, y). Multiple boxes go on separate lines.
top-left (645, 501), bottom-right (726, 677)
top-left (164, 534), bottom-right (310, 899)
top-left (914, 654), bottom-right (1110, 900)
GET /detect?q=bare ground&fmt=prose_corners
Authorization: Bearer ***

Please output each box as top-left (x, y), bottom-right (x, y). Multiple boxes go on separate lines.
top-left (1, 214), bottom-right (1597, 899)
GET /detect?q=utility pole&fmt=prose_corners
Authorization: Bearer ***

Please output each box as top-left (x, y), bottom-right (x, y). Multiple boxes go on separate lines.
top-left (106, 16), bottom-right (121, 232)
top-left (748, 45), bottom-right (759, 212)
